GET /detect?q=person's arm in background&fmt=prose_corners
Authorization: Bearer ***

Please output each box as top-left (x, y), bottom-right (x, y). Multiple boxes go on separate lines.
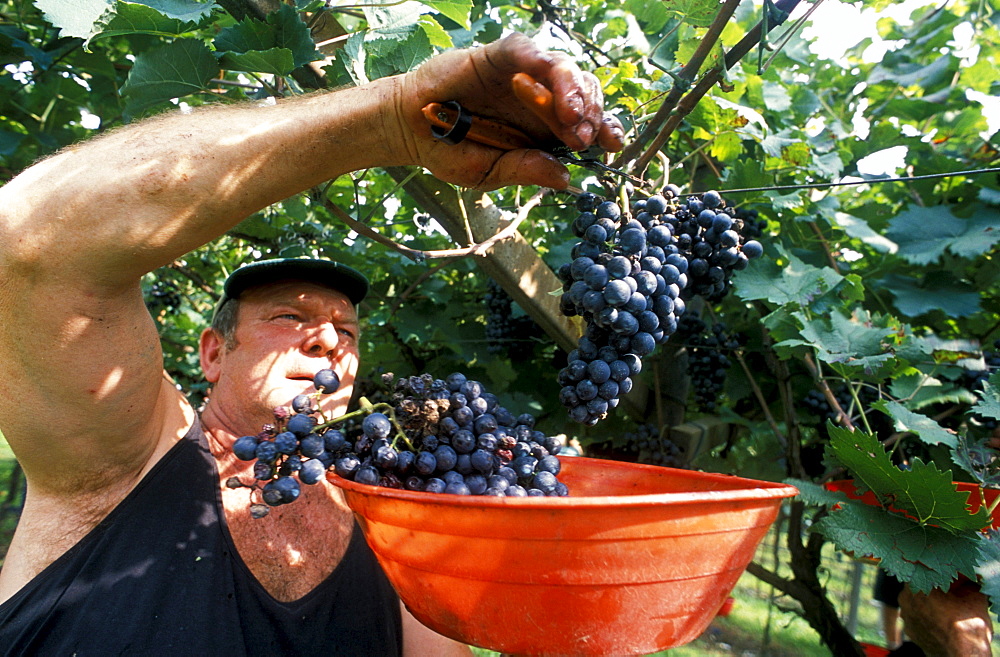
top-left (897, 578), bottom-right (993, 657)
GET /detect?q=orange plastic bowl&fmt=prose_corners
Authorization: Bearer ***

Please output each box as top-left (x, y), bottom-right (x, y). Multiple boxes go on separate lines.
top-left (329, 456), bottom-right (798, 656)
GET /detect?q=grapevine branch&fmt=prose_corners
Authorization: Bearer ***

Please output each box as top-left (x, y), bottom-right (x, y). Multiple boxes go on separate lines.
top-left (620, 0), bottom-right (804, 176)
top-left (733, 348), bottom-right (787, 448)
top-left (321, 189), bottom-right (546, 262)
top-left (616, 0), bottom-right (742, 168)
top-left (166, 261), bottom-right (218, 297)
top-left (802, 352), bottom-right (856, 431)
top-left (807, 221), bottom-right (842, 273)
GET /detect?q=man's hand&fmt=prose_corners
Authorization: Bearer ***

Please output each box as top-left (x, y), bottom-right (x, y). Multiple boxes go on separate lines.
top-left (393, 33), bottom-right (624, 191)
top-left (898, 579), bottom-right (994, 657)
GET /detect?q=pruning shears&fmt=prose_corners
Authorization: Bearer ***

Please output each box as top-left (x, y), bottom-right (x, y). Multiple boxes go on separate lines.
top-left (421, 73), bottom-right (641, 185)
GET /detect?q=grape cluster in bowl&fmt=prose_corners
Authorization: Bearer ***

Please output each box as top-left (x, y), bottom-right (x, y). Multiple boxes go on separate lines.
top-left (230, 370), bottom-right (570, 516)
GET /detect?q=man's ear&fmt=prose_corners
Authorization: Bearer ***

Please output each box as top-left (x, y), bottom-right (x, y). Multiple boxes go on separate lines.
top-left (200, 328), bottom-right (225, 383)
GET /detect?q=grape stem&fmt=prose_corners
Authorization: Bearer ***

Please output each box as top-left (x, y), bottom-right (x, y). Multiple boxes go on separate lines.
top-left (314, 396), bottom-right (417, 451)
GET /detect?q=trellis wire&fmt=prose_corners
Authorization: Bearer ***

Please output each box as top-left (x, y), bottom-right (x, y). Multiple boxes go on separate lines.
top-left (693, 166), bottom-right (1000, 196)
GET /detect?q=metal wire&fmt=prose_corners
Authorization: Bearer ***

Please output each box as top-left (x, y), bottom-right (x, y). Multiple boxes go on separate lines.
top-left (694, 166), bottom-right (1000, 196)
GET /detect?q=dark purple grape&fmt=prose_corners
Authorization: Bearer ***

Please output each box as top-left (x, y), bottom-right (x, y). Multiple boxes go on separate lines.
top-left (292, 394), bottom-right (315, 413)
top-left (261, 481), bottom-right (284, 506)
top-left (299, 458), bottom-right (327, 485)
top-left (742, 240), bottom-right (763, 259)
top-left (255, 441), bottom-right (279, 464)
top-left (273, 476), bottom-right (300, 503)
top-left (300, 434), bottom-right (325, 458)
top-left (313, 368), bottom-right (341, 393)
top-left (576, 192), bottom-right (599, 212)
top-left (362, 412), bottom-right (392, 440)
top-left (444, 481), bottom-right (471, 495)
top-left (323, 429), bottom-right (350, 453)
top-left (395, 450), bottom-right (415, 475)
top-left (334, 454), bottom-right (361, 479)
top-left (433, 444), bottom-right (458, 472)
top-left (375, 445), bottom-right (399, 469)
top-left (425, 478), bottom-right (447, 493)
top-left (645, 195), bottom-right (667, 215)
top-left (232, 435), bottom-right (259, 461)
top-left (355, 465), bottom-right (380, 486)
top-left (253, 461), bottom-right (274, 480)
top-left (273, 431), bottom-right (299, 455)
top-left (465, 474), bottom-right (488, 495)
top-left (286, 413), bottom-right (317, 437)
top-left (414, 451), bottom-right (437, 475)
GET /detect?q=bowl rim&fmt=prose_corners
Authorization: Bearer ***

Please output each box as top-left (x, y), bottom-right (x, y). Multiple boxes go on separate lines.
top-left (328, 456), bottom-right (799, 508)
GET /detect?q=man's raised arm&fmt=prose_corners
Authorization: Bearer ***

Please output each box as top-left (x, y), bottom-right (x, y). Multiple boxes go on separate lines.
top-left (0, 33), bottom-right (622, 493)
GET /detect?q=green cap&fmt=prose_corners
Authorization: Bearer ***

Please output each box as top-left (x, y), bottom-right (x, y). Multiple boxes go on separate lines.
top-left (216, 258), bottom-right (370, 314)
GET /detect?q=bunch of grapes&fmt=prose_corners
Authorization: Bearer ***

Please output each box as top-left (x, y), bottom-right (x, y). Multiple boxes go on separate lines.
top-left (801, 383), bottom-right (889, 438)
top-left (339, 372), bottom-right (568, 497)
top-left (733, 206), bottom-right (767, 241)
top-left (555, 186), bottom-right (763, 425)
top-left (484, 278), bottom-right (542, 360)
top-left (624, 423), bottom-right (685, 467)
top-left (589, 422), bottom-right (685, 467)
top-left (675, 315), bottom-right (742, 413)
top-left (230, 370), bottom-right (569, 516)
top-left (228, 368), bottom-right (342, 517)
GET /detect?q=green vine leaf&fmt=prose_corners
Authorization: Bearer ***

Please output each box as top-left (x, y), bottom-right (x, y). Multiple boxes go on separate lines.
top-left (131, 0), bottom-right (214, 23)
top-left (976, 530), bottom-right (1000, 622)
top-left (873, 399), bottom-right (958, 447)
top-left (813, 499), bottom-right (980, 594)
top-left (662, 0), bottom-right (720, 28)
top-left (732, 246), bottom-right (845, 308)
top-left (826, 425), bottom-right (989, 533)
top-left (365, 28), bottom-right (433, 80)
top-left (952, 436), bottom-right (1000, 487)
top-left (880, 272), bottom-right (982, 319)
top-left (418, 16), bottom-right (453, 50)
top-left (786, 478), bottom-right (847, 506)
top-left (781, 311), bottom-right (897, 378)
top-left (421, 0), bottom-right (472, 29)
top-left (94, 1), bottom-right (201, 40)
top-left (214, 4), bottom-right (320, 71)
top-left (219, 49), bottom-right (295, 76)
top-left (827, 211), bottom-right (898, 254)
top-left (119, 38), bottom-right (217, 118)
top-left (35, 0), bottom-right (115, 40)
top-left (886, 204), bottom-right (1000, 265)
top-left (972, 372), bottom-right (1000, 421)
top-left (364, 1), bottom-right (424, 33)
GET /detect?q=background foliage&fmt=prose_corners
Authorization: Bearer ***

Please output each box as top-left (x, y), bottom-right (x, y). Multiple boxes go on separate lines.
top-left (2, 0), bottom-right (999, 653)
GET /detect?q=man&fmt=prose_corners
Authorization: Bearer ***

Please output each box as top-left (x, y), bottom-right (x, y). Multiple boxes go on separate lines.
top-left (897, 578), bottom-right (994, 657)
top-left (0, 33), bottom-right (624, 654)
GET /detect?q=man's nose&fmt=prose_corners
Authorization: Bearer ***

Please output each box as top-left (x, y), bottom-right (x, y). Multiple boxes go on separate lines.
top-left (302, 320), bottom-right (339, 357)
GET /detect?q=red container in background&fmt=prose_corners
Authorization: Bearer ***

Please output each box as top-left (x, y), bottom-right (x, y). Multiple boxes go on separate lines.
top-left (716, 596), bottom-right (736, 617)
top-left (826, 479), bottom-right (999, 529)
top-left (859, 642), bottom-right (891, 657)
top-left (330, 457), bottom-right (798, 656)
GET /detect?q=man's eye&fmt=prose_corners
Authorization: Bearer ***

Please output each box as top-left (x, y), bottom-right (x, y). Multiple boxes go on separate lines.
top-left (276, 313), bottom-right (302, 321)
top-left (338, 327), bottom-right (356, 339)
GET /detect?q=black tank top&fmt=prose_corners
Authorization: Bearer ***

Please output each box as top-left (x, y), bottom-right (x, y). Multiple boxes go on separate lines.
top-left (0, 418), bottom-right (402, 656)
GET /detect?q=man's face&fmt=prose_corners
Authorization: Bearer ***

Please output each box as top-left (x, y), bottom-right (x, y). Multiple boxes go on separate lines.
top-left (201, 280), bottom-right (360, 431)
